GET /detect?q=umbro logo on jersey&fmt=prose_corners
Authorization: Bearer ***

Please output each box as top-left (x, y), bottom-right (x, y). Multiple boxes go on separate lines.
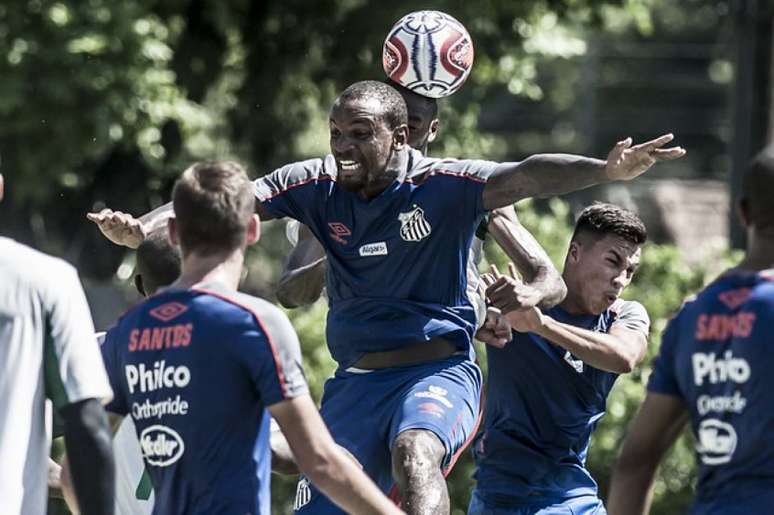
top-left (328, 222), bottom-right (351, 244)
top-left (149, 302), bottom-right (188, 322)
top-left (718, 288), bottom-right (751, 309)
top-left (398, 205), bottom-right (431, 242)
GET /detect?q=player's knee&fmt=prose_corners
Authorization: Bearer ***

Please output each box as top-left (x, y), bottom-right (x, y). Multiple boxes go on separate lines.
top-left (391, 430), bottom-right (445, 486)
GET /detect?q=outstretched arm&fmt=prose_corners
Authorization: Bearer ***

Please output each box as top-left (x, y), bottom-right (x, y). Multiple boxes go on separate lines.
top-left (607, 393), bottom-right (688, 515)
top-left (87, 195), bottom-right (278, 249)
top-left (482, 135), bottom-right (685, 211)
top-left (486, 205), bottom-right (566, 309)
top-left (276, 224), bottom-right (327, 308)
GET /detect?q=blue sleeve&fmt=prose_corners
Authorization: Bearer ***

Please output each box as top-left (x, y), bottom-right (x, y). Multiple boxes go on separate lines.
top-left (647, 317), bottom-right (682, 397)
top-left (253, 157), bottom-right (331, 226)
top-left (100, 327), bottom-right (128, 415)
top-left (239, 305), bottom-right (309, 407)
top-left (427, 158), bottom-right (498, 219)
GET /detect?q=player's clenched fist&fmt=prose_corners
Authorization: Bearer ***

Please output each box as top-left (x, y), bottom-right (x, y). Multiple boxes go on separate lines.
top-left (483, 263), bottom-right (544, 313)
top-left (483, 263), bottom-right (546, 334)
top-left (86, 208), bottom-right (147, 249)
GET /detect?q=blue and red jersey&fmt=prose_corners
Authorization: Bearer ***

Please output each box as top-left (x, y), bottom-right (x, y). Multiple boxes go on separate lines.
top-left (101, 282), bottom-right (308, 515)
top-left (474, 300), bottom-right (650, 502)
top-left (648, 270), bottom-right (774, 513)
top-left (254, 149), bottom-right (498, 368)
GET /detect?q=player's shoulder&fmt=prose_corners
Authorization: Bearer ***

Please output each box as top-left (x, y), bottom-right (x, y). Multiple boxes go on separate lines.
top-left (610, 298), bottom-right (648, 319)
top-left (267, 156), bottom-right (335, 183)
top-left (0, 237), bottom-right (77, 276)
top-left (193, 284), bottom-right (293, 335)
top-left (408, 150), bottom-right (498, 184)
top-left (0, 237), bottom-right (81, 296)
top-left (254, 156), bottom-right (336, 201)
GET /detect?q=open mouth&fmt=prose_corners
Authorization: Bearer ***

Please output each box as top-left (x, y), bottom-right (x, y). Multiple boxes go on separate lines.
top-left (338, 159), bottom-right (361, 172)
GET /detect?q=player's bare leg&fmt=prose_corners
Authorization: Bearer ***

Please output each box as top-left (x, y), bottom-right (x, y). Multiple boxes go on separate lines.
top-left (391, 429), bottom-right (449, 515)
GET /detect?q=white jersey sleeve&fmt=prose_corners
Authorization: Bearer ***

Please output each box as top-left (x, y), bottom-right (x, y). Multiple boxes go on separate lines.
top-left (611, 299), bottom-right (650, 338)
top-left (43, 262), bottom-right (113, 408)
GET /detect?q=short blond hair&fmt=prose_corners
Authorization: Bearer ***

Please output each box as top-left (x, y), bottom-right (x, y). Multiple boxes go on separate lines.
top-left (172, 161), bottom-right (255, 255)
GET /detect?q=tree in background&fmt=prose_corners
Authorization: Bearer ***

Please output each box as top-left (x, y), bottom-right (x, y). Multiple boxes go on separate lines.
top-left (0, 1), bottom-right (749, 513)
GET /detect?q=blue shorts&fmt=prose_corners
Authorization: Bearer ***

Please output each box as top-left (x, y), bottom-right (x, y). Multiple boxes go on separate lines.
top-left (293, 355), bottom-right (482, 513)
top-left (468, 490), bottom-right (606, 515)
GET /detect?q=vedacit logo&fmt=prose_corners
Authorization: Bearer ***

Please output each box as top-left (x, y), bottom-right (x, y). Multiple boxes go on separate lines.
top-left (692, 351), bottom-right (750, 386)
top-left (696, 418), bottom-right (737, 465)
top-left (140, 425), bottom-right (185, 467)
top-left (126, 360), bottom-right (191, 394)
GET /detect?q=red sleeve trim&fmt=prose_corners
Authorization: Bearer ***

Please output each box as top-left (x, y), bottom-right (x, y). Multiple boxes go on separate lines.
top-left (404, 168), bottom-right (487, 185)
top-left (257, 175), bottom-right (334, 202)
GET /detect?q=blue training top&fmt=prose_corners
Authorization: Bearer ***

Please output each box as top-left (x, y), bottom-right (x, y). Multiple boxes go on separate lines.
top-left (101, 283), bottom-right (308, 515)
top-left (254, 149), bottom-right (498, 368)
top-left (474, 300), bottom-right (649, 501)
top-left (648, 270), bottom-right (774, 512)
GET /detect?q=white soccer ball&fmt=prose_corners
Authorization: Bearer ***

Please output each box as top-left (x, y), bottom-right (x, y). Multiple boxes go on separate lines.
top-left (383, 10), bottom-right (474, 99)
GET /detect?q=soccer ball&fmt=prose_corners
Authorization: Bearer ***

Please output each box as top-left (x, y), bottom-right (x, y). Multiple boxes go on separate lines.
top-left (383, 10), bottom-right (474, 99)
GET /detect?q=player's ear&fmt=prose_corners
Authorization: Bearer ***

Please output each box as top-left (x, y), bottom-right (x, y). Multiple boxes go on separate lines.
top-left (427, 119), bottom-right (439, 144)
top-left (0, 174), bottom-right (4, 202)
top-left (737, 197), bottom-right (751, 228)
top-left (567, 240), bottom-right (581, 264)
top-left (393, 124), bottom-right (409, 150)
top-left (134, 275), bottom-right (146, 297)
top-left (168, 217), bottom-right (179, 246)
top-left (246, 214), bottom-right (261, 246)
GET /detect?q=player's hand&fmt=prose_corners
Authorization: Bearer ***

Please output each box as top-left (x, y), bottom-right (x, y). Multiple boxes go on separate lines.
top-left (86, 208), bottom-right (147, 249)
top-left (502, 306), bottom-right (544, 333)
top-left (47, 458), bottom-right (63, 497)
top-left (484, 263), bottom-right (543, 312)
top-left (475, 305), bottom-right (512, 348)
top-left (604, 133), bottom-right (685, 181)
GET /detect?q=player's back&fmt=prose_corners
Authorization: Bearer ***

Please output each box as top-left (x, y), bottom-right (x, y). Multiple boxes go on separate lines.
top-left (101, 283), bottom-right (305, 515)
top-left (0, 237), bottom-right (108, 514)
top-left (653, 270), bottom-right (774, 511)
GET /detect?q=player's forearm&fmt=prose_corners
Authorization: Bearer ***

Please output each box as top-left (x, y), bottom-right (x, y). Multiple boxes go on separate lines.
top-left (482, 154), bottom-right (607, 210)
top-left (535, 318), bottom-right (640, 373)
top-left (60, 399), bottom-right (115, 515)
top-left (526, 270), bottom-right (567, 309)
top-left (137, 201), bottom-right (174, 234)
top-left (276, 257), bottom-right (326, 308)
top-left (271, 429), bottom-right (299, 475)
top-left (301, 447), bottom-right (403, 515)
top-left (607, 452), bottom-right (660, 515)
top-left (137, 192), bottom-right (278, 237)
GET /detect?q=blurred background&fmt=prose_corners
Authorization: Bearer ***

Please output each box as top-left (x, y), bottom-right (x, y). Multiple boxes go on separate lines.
top-left (1, 0), bottom-right (771, 513)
